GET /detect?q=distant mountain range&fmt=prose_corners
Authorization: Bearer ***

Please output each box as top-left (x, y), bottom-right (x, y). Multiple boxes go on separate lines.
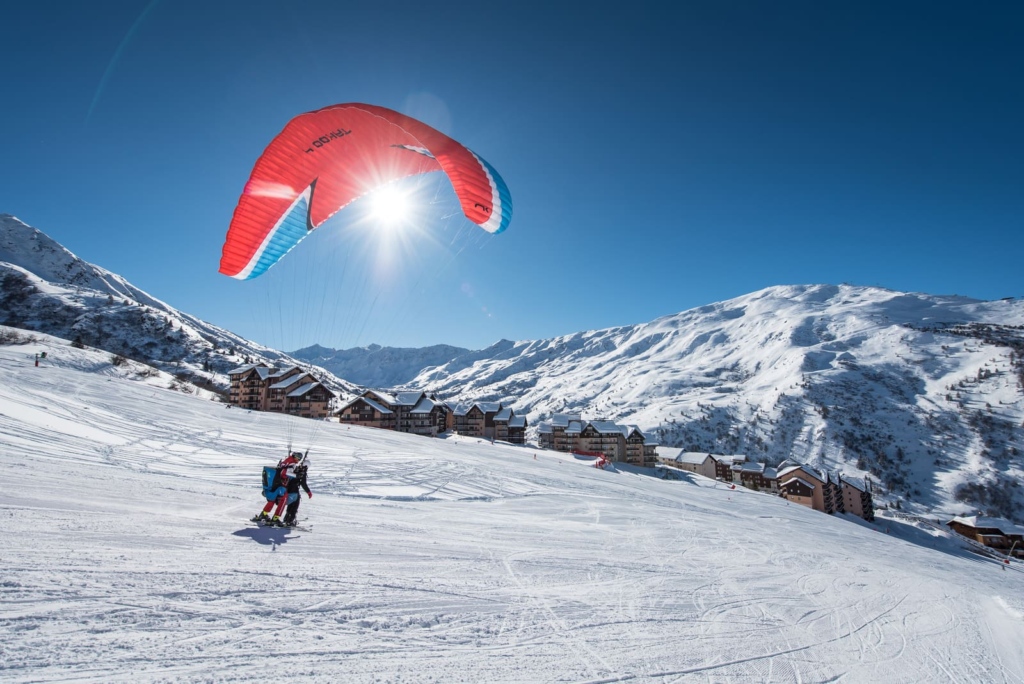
top-left (0, 213), bottom-right (356, 397)
top-left (2, 212), bottom-right (1022, 522)
top-left (290, 342), bottom-right (469, 388)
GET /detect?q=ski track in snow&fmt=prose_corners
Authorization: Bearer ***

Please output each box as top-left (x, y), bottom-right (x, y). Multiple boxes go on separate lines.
top-left (1, 339), bottom-right (1023, 683)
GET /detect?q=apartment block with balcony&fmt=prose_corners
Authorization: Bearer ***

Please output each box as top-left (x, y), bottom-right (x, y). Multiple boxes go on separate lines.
top-left (337, 390), bottom-right (449, 436)
top-left (537, 415), bottom-right (658, 465)
top-left (227, 363), bottom-right (334, 419)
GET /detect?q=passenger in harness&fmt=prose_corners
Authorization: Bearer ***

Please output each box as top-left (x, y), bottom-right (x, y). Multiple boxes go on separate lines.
top-left (251, 452), bottom-right (302, 526)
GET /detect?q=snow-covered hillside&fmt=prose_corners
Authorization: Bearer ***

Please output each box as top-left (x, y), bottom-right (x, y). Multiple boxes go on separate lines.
top-left (0, 214), bottom-right (356, 397)
top-left (2, 332), bottom-right (1023, 683)
top-left (290, 342), bottom-right (470, 388)
top-left (411, 285), bottom-right (1024, 523)
top-left (4, 213), bottom-right (1021, 525)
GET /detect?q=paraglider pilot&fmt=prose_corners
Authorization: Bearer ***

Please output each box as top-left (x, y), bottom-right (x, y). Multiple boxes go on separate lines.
top-left (282, 459), bottom-right (312, 527)
top-left (253, 452), bottom-right (302, 526)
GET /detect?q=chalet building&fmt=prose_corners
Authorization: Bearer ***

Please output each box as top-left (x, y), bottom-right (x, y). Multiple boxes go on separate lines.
top-left (229, 363), bottom-right (278, 410)
top-left (337, 390), bottom-right (449, 436)
top-left (780, 477), bottom-right (817, 509)
top-left (713, 454), bottom-right (747, 482)
top-left (733, 461), bottom-right (779, 493)
top-left (659, 451), bottom-right (872, 522)
top-left (947, 516), bottom-right (1024, 558)
top-left (227, 363), bottom-right (334, 419)
top-left (778, 464), bottom-right (827, 511)
top-left (452, 401), bottom-right (503, 439)
top-left (840, 476), bottom-right (874, 522)
top-left (659, 452), bottom-right (718, 479)
top-left (537, 414), bottom-right (658, 466)
top-left (407, 394), bottom-right (449, 436)
top-left (538, 413), bottom-right (580, 451)
top-left (508, 416), bottom-right (528, 443)
top-left (625, 426), bottom-right (658, 466)
top-left (493, 407), bottom-right (528, 444)
top-left (776, 462), bottom-right (875, 522)
top-left (336, 395), bottom-right (394, 430)
top-left (668, 453), bottom-right (779, 491)
top-left (453, 403), bottom-right (485, 436)
top-left (581, 421), bottom-right (626, 459)
top-left (267, 371), bottom-right (317, 413)
top-left (285, 382), bottom-right (334, 419)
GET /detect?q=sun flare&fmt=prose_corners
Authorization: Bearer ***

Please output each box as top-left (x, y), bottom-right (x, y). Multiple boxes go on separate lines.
top-left (369, 185), bottom-right (410, 226)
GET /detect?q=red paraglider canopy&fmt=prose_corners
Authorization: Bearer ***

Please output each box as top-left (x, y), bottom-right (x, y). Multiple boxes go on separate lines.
top-left (220, 103), bottom-right (512, 280)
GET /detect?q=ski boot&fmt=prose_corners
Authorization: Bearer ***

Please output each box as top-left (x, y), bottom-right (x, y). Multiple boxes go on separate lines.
top-left (251, 512), bottom-right (271, 524)
top-left (268, 516), bottom-right (284, 527)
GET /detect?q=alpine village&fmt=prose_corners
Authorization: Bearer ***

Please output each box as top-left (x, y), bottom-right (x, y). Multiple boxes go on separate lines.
top-left (225, 360), bottom-right (1023, 559)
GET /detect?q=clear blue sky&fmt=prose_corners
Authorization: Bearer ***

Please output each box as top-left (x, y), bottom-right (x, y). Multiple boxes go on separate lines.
top-left (2, 1), bottom-right (1022, 351)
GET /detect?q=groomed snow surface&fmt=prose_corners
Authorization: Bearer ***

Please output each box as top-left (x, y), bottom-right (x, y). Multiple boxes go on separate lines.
top-left (2, 334), bottom-right (1023, 683)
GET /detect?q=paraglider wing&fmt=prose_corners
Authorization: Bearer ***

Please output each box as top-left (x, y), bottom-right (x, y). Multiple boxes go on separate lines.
top-left (219, 103), bottom-right (512, 280)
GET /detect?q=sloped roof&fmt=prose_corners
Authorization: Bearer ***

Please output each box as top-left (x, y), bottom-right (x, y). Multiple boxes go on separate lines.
top-left (678, 452), bottom-right (714, 465)
top-left (625, 425), bottom-right (646, 440)
top-left (410, 396), bottom-right (437, 414)
top-left (269, 365), bottom-right (300, 379)
top-left (551, 413), bottom-right (581, 427)
top-left (782, 477), bottom-right (817, 491)
top-left (360, 397), bottom-right (391, 413)
top-left (839, 476), bottom-right (867, 492)
top-left (452, 401), bottom-right (502, 416)
top-left (228, 363), bottom-right (262, 375)
top-left (565, 420), bottom-right (584, 435)
top-left (508, 415), bottom-right (527, 428)
top-left (287, 382), bottom-right (321, 398)
top-left (537, 422), bottom-right (552, 434)
top-left (270, 374), bottom-right (310, 390)
top-left (339, 395), bottom-right (395, 411)
top-left (396, 391), bottom-right (426, 407)
top-left (364, 389), bottom-right (398, 405)
top-left (777, 465), bottom-right (823, 483)
top-left (588, 420), bottom-right (626, 436)
top-left (949, 516), bottom-right (1024, 536)
top-left (741, 462), bottom-right (765, 474)
top-left (494, 407), bottom-right (513, 422)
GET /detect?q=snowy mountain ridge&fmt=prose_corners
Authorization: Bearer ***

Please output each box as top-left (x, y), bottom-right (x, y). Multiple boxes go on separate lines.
top-left (2, 213), bottom-right (1021, 523)
top-left (0, 213), bottom-right (356, 397)
top-left (407, 284), bottom-right (1024, 522)
top-left (290, 341), bottom-right (470, 387)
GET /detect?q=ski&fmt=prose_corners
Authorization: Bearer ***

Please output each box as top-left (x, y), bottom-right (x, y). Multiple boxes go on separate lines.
top-left (247, 519), bottom-right (311, 531)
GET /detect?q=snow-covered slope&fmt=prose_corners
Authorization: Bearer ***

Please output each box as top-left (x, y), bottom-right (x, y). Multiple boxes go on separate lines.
top-left (4, 213), bottom-right (1020, 524)
top-left (0, 214), bottom-right (356, 397)
top-left (290, 342), bottom-right (470, 388)
top-left (411, 285), bottom-right (1024, 522)
top-left (2, 333), bottom-right (1023, 683)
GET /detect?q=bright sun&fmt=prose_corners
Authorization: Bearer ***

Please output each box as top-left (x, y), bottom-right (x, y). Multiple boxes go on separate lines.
top-left (369, 185), bottom-right (410, 226)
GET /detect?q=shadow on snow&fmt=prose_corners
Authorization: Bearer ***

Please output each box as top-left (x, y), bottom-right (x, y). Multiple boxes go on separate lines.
top-left (231, 526), bottom-right (302, 546)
